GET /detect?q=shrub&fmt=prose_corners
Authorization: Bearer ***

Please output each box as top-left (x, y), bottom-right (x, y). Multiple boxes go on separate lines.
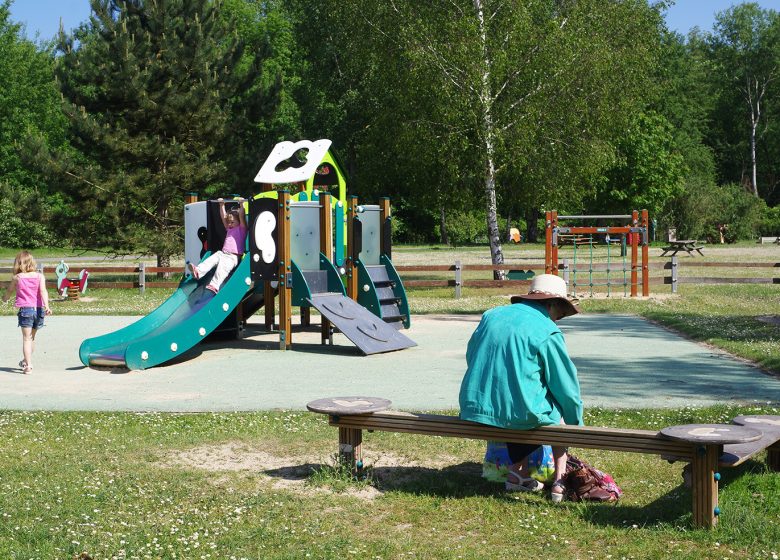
top-left (758, 204), bottom-right (780, 236)
top-left (446, 208), bottom-right (486, 246)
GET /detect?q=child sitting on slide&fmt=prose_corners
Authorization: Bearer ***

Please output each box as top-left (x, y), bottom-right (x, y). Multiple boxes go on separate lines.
top-left (190, 198), bottom-right (247, 294)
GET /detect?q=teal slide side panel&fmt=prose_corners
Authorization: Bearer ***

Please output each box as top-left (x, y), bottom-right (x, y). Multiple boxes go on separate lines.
top-left (78, 281), bottom-right (194, 366)
top-left (291, 260), bottom-right (312, 307)
top-left (334, 203), bottom-right (345, 267)
top-left (356, 261), bottom-right (381, 318)
top-left (123, 256), bottom-right (253, 370)
top-left (381, 254), bottom-right (411, 328)
top-left (320, 252), bottom-right (346, 295)
top-left (79, 251), bottom-right (213, 364)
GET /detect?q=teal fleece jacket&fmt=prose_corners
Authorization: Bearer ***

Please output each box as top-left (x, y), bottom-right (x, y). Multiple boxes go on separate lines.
top-left (458, 300), bottom-right (584, 429)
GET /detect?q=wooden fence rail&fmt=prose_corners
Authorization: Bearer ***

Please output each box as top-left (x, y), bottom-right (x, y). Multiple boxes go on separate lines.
top-left (1, 258), bottom-right (777, 296)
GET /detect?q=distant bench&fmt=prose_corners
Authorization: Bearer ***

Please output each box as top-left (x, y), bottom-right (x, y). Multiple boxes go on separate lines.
top-left (307, 397), bottom-right (780, 530)
top-left (758, 236), bottom-right (780, 244)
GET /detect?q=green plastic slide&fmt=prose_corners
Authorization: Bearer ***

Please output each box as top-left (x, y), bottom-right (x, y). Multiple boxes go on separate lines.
top-left (79, 256), bottom-right (253, 370)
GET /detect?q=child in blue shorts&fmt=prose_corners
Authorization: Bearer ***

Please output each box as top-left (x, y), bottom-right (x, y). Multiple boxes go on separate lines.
top-left (2, 251), bottom-right (51, 374)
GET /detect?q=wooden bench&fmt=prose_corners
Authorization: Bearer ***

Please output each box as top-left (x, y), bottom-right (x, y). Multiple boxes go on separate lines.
top-left (758, 236), bottom-right (780, 244)
top-left (308, 398), bottom-right (779, 530)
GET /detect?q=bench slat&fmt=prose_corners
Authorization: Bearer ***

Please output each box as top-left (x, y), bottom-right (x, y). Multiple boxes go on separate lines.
top-left (330, 412), bottom-right (694, 459)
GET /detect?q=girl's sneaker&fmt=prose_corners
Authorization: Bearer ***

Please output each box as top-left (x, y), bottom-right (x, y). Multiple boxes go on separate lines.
top-left (505, 472), bottom-right (544, 493)
top-left (18, 360), bottom-right (26, 369)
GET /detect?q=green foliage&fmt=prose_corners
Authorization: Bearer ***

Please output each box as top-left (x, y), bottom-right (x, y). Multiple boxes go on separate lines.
top-left (0, 188), bottom-right (55, 248)
top-left (703, 3), bottom-right (780, 201)
top-left (757, 203), bottom-right (780, 236)
top-left (445, 208), bottom-right (487, 247)
top-left (33, 0), bottom-right (280, 263)
top-left (593, 111), bottom-right (685, 217)
top-left (290, 0), bottom-right (665, 257)
top-left (0, 0), bottom-right (68, 246)
top-left (670, 181), bottom-right (764, 241)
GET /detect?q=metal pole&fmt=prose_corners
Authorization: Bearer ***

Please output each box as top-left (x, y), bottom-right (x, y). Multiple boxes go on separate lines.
top-left (671, 256), bottom-right (678, 294)
top-left (138, 262), bottom-right (145, 295)
top-left (454, 260), bottom-right (462, 299)
top-left (630, 210), bottom-right (639, 297)
top-left (641, 209), bottom-right (650, 297)
top-left (562, 258), bottom-right (570, 295)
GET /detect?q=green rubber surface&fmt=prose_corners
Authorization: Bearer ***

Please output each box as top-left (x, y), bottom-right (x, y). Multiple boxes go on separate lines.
top-left (1, 313), bottom-right (777, 412)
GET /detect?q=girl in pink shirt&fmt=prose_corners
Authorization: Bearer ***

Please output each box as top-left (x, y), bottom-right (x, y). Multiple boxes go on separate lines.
top-left (190, 198), bottom-right (247, 294)
top-left (2, 251), bottom-right (52, 374)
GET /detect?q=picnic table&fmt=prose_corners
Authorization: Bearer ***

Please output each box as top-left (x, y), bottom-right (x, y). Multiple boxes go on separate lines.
top-left (661, 239), bottom-right (705, 257)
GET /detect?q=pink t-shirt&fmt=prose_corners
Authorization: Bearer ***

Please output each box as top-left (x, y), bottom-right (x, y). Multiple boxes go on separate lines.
top-left (15, 274), bottom-right (43, 307)
top-left (222, 224), bottom-right (247, 255)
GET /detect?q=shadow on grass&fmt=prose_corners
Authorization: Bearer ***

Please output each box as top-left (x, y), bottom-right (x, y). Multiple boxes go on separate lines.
top-left (263, 458), bottom-right (777, 531)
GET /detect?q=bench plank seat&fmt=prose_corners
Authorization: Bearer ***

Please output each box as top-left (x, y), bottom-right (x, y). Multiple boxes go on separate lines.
top-left (330, 411), bottom-right (695, 459)
top-left (313, 401), bottom-right (780, 530)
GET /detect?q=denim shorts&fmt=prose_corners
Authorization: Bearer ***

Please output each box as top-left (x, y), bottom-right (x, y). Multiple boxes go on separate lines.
top-left (17, 307), bottom-right (45, 330)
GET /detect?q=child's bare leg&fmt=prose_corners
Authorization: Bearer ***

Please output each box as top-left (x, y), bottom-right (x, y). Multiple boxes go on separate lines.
top-left (552, 445), bottom-right (568, 483)
top-left (21, 327), bottom-right (33, 368)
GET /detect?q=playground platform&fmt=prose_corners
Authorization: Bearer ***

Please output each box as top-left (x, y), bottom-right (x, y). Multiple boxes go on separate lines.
top-left (0, 314), bottom-right (777, 412)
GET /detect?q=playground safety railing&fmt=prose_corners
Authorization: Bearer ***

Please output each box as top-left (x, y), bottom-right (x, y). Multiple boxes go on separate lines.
top-left (2, 258), bottom-right (776, 297)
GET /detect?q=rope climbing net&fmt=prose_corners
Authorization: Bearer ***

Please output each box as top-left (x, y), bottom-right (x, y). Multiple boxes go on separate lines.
top-left (545, 210), bottom-right (650, 298)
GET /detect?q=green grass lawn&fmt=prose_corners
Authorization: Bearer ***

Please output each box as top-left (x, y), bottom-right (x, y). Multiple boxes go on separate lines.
top-left (0, 405), bottom-right (778, 559)
top-left (0, 244), bottom-right (778, 558)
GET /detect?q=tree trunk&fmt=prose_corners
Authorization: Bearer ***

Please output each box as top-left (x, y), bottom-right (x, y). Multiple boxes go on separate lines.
top-left (474, 0), bottom-right (504, 279)
top-left (750, 117), bottom-right (759, 197)
top-left (439, 205), bottom-right (450, 245)
top-left (525, 207), bottom-right (539, 243)
top-left (157, 253), bottom-right (171, 279)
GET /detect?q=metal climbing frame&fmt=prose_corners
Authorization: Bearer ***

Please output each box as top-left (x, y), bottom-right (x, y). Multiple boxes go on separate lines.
top-left (545, 210), bottom-right (650, 297)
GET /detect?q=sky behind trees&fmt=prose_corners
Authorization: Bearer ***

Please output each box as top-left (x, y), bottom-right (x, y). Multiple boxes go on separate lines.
top-left (9, 0), bottom-right (780, 41)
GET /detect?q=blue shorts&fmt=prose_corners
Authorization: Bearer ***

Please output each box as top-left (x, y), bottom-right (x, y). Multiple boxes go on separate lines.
top-left (17, 307), bottom-right (45, 330)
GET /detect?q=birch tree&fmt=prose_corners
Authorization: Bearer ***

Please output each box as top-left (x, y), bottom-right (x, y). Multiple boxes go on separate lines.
top-left (709, 4), bottom-right (780, 197)
top-left (292, 0), bottom-right (662, 264)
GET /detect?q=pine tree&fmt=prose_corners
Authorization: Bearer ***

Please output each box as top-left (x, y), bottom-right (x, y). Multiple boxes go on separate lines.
top-left (50, 0), bottom-right (279, 266)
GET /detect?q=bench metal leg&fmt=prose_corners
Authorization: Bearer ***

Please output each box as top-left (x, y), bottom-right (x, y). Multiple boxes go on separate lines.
top-left (338, 426), bottom-right (362, 471)
top-left (691, 444), bottom-right (720, 528)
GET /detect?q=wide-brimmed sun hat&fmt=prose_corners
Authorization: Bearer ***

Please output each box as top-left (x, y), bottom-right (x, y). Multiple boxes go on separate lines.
top-left (510, 273), bottom-right (580, 318)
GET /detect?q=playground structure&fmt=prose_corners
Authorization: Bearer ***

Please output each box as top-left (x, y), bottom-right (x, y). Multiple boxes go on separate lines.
top-left (79, 140), bottom-right (414, 370)
top-left (545, 210), bottom-right (650, 297)
top-left (55, 261), bottom-right (89, 301)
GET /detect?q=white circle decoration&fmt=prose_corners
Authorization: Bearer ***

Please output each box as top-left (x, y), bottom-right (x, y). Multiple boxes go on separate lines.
top-left (199, 327), bottom-right (206, 336)
top-left (363, 284), bottom-right (370, 292)
top-left (245, 277), bottom-right (251, 285)
top-left (253, 211), bottom-right (277, 264)
top-left (141, 351), bottom-right (149, 361)
top-left (222, 303), bottom-right (229, 312)
top-left (253, 253), bottom-right (260, 262)
top-left (170, 343), bottom-right (178, 352)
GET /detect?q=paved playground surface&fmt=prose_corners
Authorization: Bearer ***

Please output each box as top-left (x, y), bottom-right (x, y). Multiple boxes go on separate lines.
top-left (0, 314), bottom-right (777, 412)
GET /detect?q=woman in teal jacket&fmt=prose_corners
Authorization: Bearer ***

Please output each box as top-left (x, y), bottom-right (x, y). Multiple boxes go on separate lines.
top-left (459, 274), bottom-right (583, 502)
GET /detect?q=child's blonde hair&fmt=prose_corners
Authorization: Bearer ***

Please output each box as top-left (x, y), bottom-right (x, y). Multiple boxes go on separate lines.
top-left (13, 251), bottom-right (37, 274)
